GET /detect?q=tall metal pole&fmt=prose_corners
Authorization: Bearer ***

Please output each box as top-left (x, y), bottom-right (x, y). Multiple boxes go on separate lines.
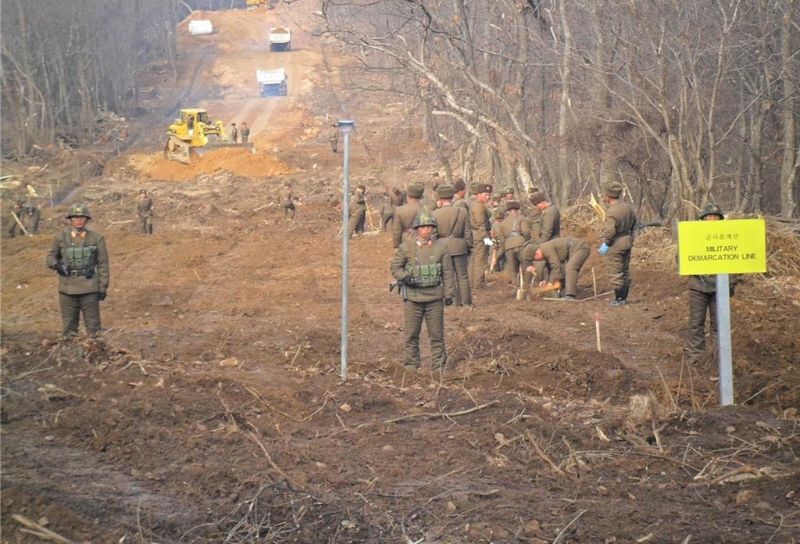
top-left (716, 273), bottom-right (734, 405)
top-left (338, 120), bottom-right (355, 380)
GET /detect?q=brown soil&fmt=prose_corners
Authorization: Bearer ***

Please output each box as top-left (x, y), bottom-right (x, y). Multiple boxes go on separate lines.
top-left (2, 4), bottom-right (799, 544)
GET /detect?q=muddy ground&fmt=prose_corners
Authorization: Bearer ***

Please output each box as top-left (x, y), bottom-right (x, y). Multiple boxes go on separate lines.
top-left (2, 4), bottom-right (799, 543)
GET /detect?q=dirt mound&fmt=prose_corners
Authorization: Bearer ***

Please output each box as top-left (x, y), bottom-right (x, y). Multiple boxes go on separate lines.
top-left (124, 147), bottom-right (298, 181)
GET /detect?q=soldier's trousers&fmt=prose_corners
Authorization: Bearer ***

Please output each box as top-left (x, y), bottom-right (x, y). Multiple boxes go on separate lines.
top-left (605, 249), bottom-right (631, 290)
top-left (140, 215), bottom-right (153, 234)
top-left (403, 299), bottom-right (446, 369)
top-left (451, 253), bottom-right (471, 306)
top-left (282, 203), bottom-right (296, 220)
top-left (382, 214), bottom-right (394, 232)
top-left (470, 240), bottom-right (489, 288)
top-left (504, 247), bottom-right (523, 286)
top-left (348, 209), bottom-right (365, 237)
top-left (59, 292), bottom-right (102, 337)
top-left (564, 245), bottom-right (590, 296)
top-left (688, 289), bottom-right (717, 358)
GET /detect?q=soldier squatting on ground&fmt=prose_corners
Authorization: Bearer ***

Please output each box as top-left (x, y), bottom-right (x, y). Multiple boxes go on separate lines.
top-left (525, 237), bottom-right (591, 300)
top-left (46, 203), bottom-right (110, 338)
top-left (390, 212), bottom-right (455, 370)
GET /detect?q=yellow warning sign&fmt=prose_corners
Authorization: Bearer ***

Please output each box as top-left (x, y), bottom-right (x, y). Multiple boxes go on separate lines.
top-left (678, 219), bottom-right (767, 275)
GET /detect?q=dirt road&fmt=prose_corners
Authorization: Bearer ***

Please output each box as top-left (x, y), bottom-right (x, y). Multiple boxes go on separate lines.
top-left (2, 4), bottom-right (799, 543)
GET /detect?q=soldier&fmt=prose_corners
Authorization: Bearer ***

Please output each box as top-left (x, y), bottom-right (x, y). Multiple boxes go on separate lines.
top-left (598, 181), bottom-right (637, 306)
top-left (525, 237), bottom-right (590, 300)
top-left (468, 182), bottom-right (493, 289)
top-left (8, 200), bottom-right (40, 237)
top-left (46, 203), bottom-right (110, 338)
top-left (419, 185), bottom-right (438, 213)
top-left (432, 184), bottom-right (472, 307)
top-left (392, 183), bottom-right (424, 248)
top-left (240, 122), bottom-right (250, 143)
top-left (452, 178), bottom-right (468, 211)
top-left (348, 184), bottom-right (367, 238)
top-left (494, 201), bottom-right (530, 285)
top-left (279, 182), bottom-right (296, 220)
top-left (530, 191), bottom-right (560, 243)
top-left (329, 123), bottom-right (339, 152)
top-left (390, 212), bottom-right (455, 370)
top-left (136, 189), bottom-right (154, 234)
top-left (686, 204), bottom-right (738, 361)
top-left (231, 123), bottom-right (239, 143)
top-left (381, 187), bottom-right (404, 231)
top-left (498, 186), bottom-right (516, 214)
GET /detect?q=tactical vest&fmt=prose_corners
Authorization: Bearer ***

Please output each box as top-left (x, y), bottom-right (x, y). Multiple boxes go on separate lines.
top-left (406, 242), bottom-right (442, 288)
top-left (63, 232), bottom-right (97, 271)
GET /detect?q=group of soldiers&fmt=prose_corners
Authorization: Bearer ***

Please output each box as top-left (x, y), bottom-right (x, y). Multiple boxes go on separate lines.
top-left (386, 179), bottom-right (639, 369)
top-left (229, 122), bottom-right (251, 144)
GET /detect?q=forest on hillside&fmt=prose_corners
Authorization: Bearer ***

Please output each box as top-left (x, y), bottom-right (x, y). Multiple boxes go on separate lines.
top-left (2, 0), bottom-right (797, 220)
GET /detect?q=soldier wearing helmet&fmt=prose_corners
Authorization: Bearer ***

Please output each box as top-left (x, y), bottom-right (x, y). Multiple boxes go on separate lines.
top-left (686, 203), bottom-right (738, 362)
top-left (46, 203), bottom-right (110, 338)
top-left (598, 181), bottom-right (637, 306)
top-left (390, 211), bottom-right (455, 370)
top-left (136, 189), bottom-right (154, 234)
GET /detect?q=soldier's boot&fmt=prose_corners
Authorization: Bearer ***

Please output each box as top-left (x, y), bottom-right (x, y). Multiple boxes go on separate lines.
top-left (610, 286), bottom-right (629, 306)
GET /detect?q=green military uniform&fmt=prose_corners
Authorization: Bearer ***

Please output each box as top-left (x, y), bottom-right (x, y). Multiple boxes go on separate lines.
top-left (381, 188), bottom-right (406, 231)
top-left (136, 190), bottom-right (154, 234)
top-left (469, 183), bottom-right (493, 288)
top-left (347, 185), bottom-right (367, 238)
top-left (494, 202), bottom-right (530, 283)
top-left (45, 203), bottom-right (110, 337)
top-left (599, 182), bottom-right (637, 305)
top-left (529, 192), bottom-right (561, 243)
top-left (279, 184), bottom-right (296, 220)
top-left (8, 201), bottom-right (40, 237)
top-left (390, 213), bottom-right (455, 370)
top-left (686, 204), bottom-right (738, 360)
top-left (392, 184), bottom-right (424, 248)
top-left (530, 237), bottom-right (590, 298)
top-left (240, 123), bottom-right (250, 144)
top-left (329, 124), bottom-right (339, 152)
top-left (432, 185), bottom-right (472, 306)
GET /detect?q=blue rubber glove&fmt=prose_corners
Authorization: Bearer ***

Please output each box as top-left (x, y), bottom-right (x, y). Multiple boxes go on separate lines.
top-left (598, 243), bottom-right (609, 255)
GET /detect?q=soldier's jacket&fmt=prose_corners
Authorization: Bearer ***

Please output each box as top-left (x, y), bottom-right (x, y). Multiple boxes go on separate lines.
top-left (453, 196), bottom-right (469, 212)
top-left (533, 237), bottom-right (588, 283)
top-left (432, 204), bottom-right (471, 256)
top-left (392, 201), bottom-right (422, 248)
top-left (495, 213), bottom-right (530, 253)
top-left (390, 239), bottom-right (455, 303)
top-left (469, 199), bottom-right (491, 242)
top-left (687, 274), bottom-right (740, 293)
top-left (279, 187), bottom-right (294, 207)
top-left (137, 197), bottom-right (154, 218)
top-left (535, 204), bottom-right (561, 243)
top-left (420, 197), bottom-right (437, 213)
top-left (600, 201), bottom-right (637, 251)
top-left (391, 191), bottom-right (407, 207)
top-left (46, 228), bottom-right (110, 295)
top-left (350, 191), bottom-right (366, 215)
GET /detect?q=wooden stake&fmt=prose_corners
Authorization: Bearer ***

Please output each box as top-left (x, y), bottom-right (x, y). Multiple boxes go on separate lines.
top-left (592, 267), bottom-right (598, 300)
top-left (595, 313), bottom-right (602, 352)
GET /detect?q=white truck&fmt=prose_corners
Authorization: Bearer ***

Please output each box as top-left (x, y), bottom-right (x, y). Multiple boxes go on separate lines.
top-left (257, 68), bottom-right (288, 97)
top-left (268, 27), bottom-right (291, 51)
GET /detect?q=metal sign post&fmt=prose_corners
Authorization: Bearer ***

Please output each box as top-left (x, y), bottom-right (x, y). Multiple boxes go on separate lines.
top-left (337, 120), bottom-right (355, 380)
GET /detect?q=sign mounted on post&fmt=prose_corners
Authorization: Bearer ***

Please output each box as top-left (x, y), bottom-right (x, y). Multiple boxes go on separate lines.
top-left (678, 219), bottom-right (767, 276)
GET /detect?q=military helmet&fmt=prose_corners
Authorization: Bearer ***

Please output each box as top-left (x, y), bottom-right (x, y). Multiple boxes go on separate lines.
top-left (66, 203), bottom-right (92, 219)
top-left (698, 203), bottom-right (724, 220)
top-left (412, 212), bottom-right (438, 229)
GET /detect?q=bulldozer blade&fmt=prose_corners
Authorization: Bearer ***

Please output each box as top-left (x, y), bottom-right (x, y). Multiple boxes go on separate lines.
top-left (165, 136), bottom-right (191, 164)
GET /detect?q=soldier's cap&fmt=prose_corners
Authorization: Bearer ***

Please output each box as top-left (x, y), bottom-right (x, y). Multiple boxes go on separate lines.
top-left (407, 184), bottom-right (424, 198)
top-left (503, 187), bottom-right (515, 195)
top-left (528, 185), bottom-right (540, 194)
top-left (602, 181), bottom-right (623, 199)
top-left (698, 203), bottom-right (724, 220)
top-left (139, 189), bottom-right (148, 194)
top-left (231, 122), bottom-right (236, 125)
top-left (492, 208), bottom-right (505, 219)
top-left (529, 191), bottom-right (546, 205)
top-left (357, 184), bottom-right (366, 191)
top-left (436, 184), bottom-right (455, 199)
top-left (505, 201), bottom-right (521, 211)
top-left (475, 183), bottom-right (493, 194)
top-left (453, 178), bottom-right (466, 192)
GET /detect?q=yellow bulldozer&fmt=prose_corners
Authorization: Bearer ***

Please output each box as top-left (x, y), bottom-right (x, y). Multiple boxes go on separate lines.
top-left (165, 108), bottom-right (252, 164)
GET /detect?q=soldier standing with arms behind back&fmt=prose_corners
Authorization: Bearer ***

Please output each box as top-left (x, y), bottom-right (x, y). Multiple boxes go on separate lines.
top-left (348, 184), bottom-right (367, 238)
top-left (598, 181), bottom-right (637, 306)
top-left (136, 189), bottom-right (154, 234)
top-left (240, 122), bottom-right (250, 144)
top-left (392, 183), bottom-right (424, 248)
top-left (390, 212), bottom-right (455, 370)
top-left (46, 203), bottom-right (110, 338)
top-left (230, 123), bottom-right (238, 143)
top-left (432, 184), bottom-right (472, 307)
top-left (329, 123), bottom-right (339, 152)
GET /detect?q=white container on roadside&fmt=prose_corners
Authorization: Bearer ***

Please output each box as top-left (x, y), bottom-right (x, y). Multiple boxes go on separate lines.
top-left (189, 20), bottom-right (213, 36)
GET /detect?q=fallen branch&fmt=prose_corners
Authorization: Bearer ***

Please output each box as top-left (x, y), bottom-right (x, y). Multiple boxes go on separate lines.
top-left (384, 400), bottom-right (500, 424)
top-left (552, 509), bottom-right (587, 544)
top-left (524, 431), bottom-right (566, 477)
top-left (12, 514), bottom-right (77, 544)
top-left (107, 220), bottom-right (134, 227)
top-left (11, 211), bottom-right (30, 236)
